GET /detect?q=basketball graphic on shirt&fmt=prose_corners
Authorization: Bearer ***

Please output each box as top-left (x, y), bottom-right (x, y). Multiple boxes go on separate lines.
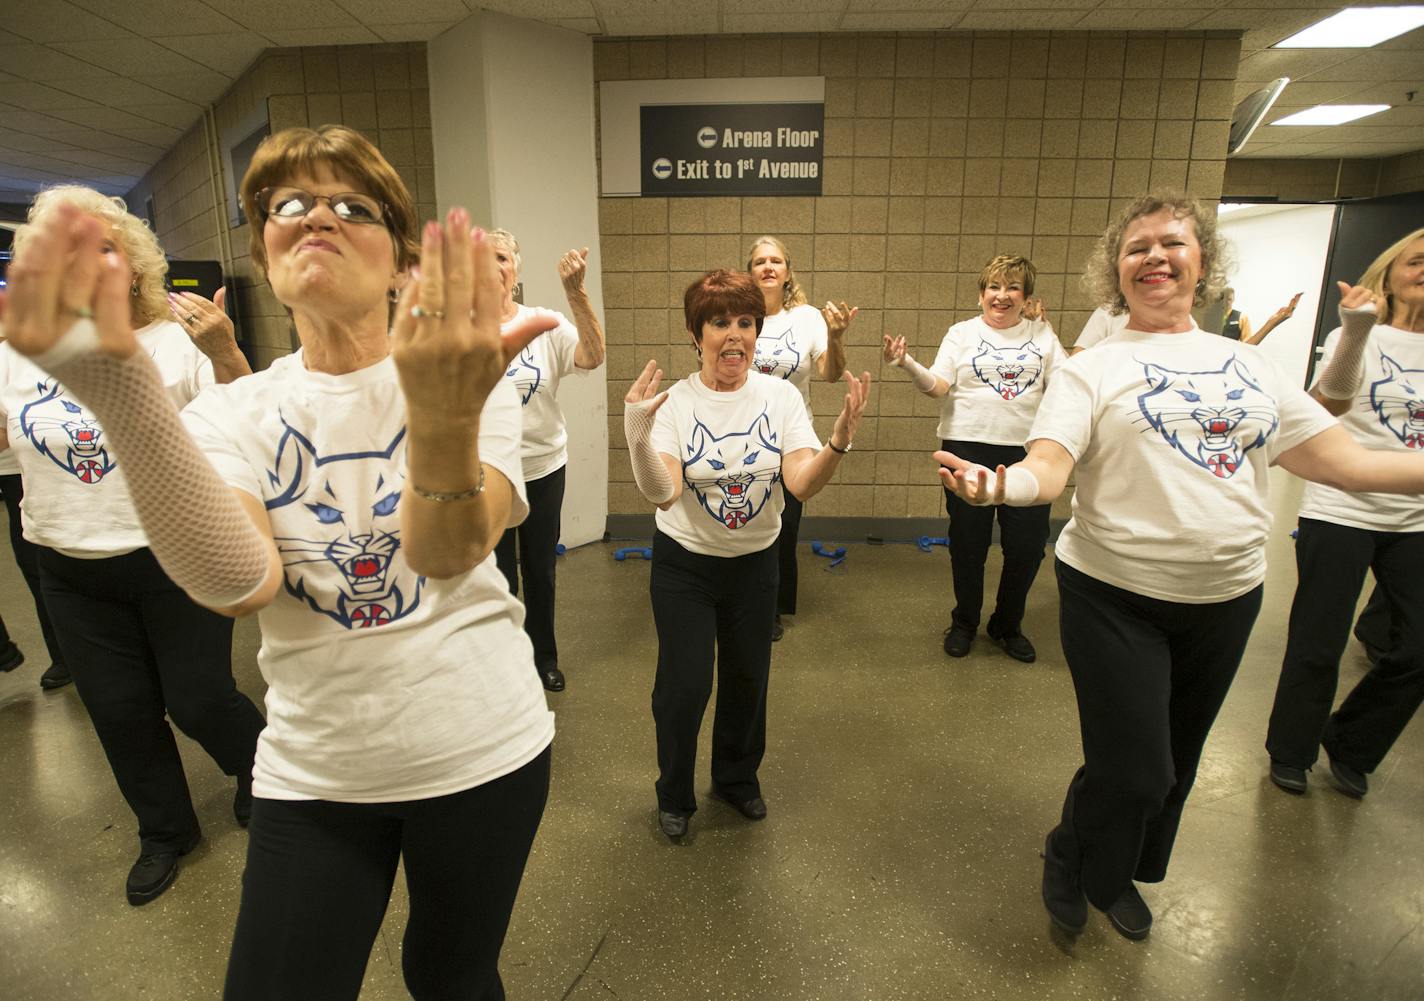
top-left (754, 329), bottom-right (802, 380)
top-left (971, 338), bottom-right (1045, 400)
top-left (264, 414), bottom-right (424, 629)
top-left (505, 346), bottom-right (543, 405)
top-left (683, 410), bottom-right (783, 530)
top-left (1135, 355), bottom-right (1278, 480)
top-left (17, 382), bottom-right (116, 485)
top-left (1369, 351), bottom-right (1424, 449)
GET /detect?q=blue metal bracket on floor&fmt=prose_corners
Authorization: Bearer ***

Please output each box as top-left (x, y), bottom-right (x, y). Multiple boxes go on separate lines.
top-left (613, 546), bottom-right (653, 561)
top-left (917, 536), bottom-right (948, 552)
top-left (810, 541), bottom-right (847, 569)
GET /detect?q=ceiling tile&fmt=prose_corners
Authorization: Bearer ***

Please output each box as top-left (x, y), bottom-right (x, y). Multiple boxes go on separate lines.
top-left (0, 81), bottom-right (105, 112)
top-left (722, 13), bottom-right (844, 32)
top-left (371, 22), bottom-right (462, 43)
top-left (1298, 50), bottom-right (1424, 84)
top-left (479, 0), bottom-right (596, 16)
top-left (333, 0), bottom-right (470, 24)
top-left (132, 69), bottom-right (238, 101)
top-left (0, 44), bottom-right (121, 81)
top-left (0, 1), bottom-right (133, 43)
top-left (1069, 9), bottom-right (1207, 29)
top-left (721, 0), bottom-right (844, 9)
top-left (53, 38), bottom-right (210, 77)
top-left (58, 106), bottom-right (182, 136)
top-left (199, 0), bottom-right (364, 32)
top-left (599, 15), bottom-right (720, 35)
top-left (147, 33), bottom-right (267, 77)
top-left (1234, 48), bottom-right (1355, 83)
top-left (839, 12), bottom-right (965, 30)
top-left (68, 0), bottom-right (245, 36)
top-left (955, 11), bottom-right (1087, 30)
top-left (119, 104), bottom-right (207, 130)
top-left (54, 76), bottom-right (197, 108)
top-left (263, 26), bottom-right (384, 47)
top-left (553, 18), bottom-right (603, 33)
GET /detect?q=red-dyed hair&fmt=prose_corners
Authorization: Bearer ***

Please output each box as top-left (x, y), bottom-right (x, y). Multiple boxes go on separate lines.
top-left (683, 269), bottom-right (766, 342)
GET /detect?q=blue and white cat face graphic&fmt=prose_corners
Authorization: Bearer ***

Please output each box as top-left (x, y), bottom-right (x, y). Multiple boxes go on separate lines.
top-left (505, 346), bottom-right (542, 405)
top-left (264, 417), bottom-right (421, 629)
top-left (972, 338), bottom-right (1044, 400)
top-left (683, 410), bottom-right (782, 529)
top-left (1370, 352), bottom-right (1424, 449)
top-left (754, 329), bottom-right (802, 380)
top-left (18, 381), bottom-right (115, 484)
top-left (1135, 355), bottom-right (1278, 479)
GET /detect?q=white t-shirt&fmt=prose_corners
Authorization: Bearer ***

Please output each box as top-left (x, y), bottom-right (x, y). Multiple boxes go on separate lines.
top-left (651, 371), bottom-right (820, 557)
top-left (930, 316), bottom-right (1065, 444)
top-left (0, 446), bottom-right (19, 476)
top-left (0, 320), bottom-right (213, 557)
top-left (1030, 327), bottom-right (1337, 603)
top-left (501, 304), bottom-right (585, 482)
top-left (1074, 306), bottom-right (1130, 351)
top-left (753, 302), bottom-right (828, 420)
top-left (182, 355), bottom-right (553, 803)
top-left (1299, 324), bottom-right (1424, 532)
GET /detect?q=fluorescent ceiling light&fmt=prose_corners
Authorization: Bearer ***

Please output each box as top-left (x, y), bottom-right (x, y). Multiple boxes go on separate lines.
top-left (1274, 6), bottom-right (1424, 48)
top-left (1271, 104), bottom-right (1391, 126)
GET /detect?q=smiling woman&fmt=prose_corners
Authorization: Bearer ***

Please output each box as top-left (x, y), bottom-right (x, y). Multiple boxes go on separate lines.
top-left (935, 192), bottom-right (1424, 944)
top-left (622, 269), bottom-right (870, 841)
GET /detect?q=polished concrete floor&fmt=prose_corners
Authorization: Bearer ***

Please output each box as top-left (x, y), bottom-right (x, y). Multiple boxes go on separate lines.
top-left (1, 472), bottom-right (1421, 1000)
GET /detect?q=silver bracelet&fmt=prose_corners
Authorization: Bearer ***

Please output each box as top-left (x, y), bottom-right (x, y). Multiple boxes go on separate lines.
top-left (411, 466), bottom-right (485, 502)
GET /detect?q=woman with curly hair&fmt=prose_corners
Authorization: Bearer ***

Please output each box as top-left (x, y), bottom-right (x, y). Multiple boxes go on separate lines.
top-left (939, 194), bottom-right (1424, 943)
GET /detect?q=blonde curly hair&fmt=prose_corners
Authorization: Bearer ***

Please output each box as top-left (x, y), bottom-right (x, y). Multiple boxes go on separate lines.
top-left (1082, 192), bottom-right (1231, 316)
top-left (15, 185), bottom-right (169, 328)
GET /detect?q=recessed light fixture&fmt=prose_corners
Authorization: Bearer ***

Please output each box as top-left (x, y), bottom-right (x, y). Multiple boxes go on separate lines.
top-left (1271, 104), bottom-right (1391, 126)
top-left (1273, 6), bottom-right (1424, 48)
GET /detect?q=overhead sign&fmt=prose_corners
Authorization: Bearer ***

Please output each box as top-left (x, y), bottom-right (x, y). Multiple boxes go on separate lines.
top-left (640, 103), bottom-right (824, 197)
top-left (600, 77), bottom-right (826, 198)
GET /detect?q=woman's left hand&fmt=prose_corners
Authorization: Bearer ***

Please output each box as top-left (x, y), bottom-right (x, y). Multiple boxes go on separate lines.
top-left (558, 247), bottom-right (590, 297)
top-left (822, 300), bottom-right (859, 341)
top-left (392, 208), bottom-right (506, 424)
top-left (829, 370), bottom-right (872, 450)
top-left (169, 289), bottom-right (237, 358)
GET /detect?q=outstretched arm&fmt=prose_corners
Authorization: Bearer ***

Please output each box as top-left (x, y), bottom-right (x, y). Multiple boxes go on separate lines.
top-left (1242, 292), bottom-right (1301, 346)
top-left (934, 438), bottom-right (1075, 507)
top-left (1, 201), bottom-right (280, 616)
top-left (1276, 424), bottom-right (1424, 494)
top-left (881, 335), bottom-right (950, 398)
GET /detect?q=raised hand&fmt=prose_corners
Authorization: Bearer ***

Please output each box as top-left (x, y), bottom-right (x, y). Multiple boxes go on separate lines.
top-left (882, 334), bottom-right (907, 365)
top-left (1022, 297), bottom-right (1047, 322)
top-left (1270, 291), bottom-right (1303, 325)
top-left (934, 448), bottom-right (1005, 507)
top-left (391, 208), bottom-right (506, 424)
top-left (822, 300), bottom-right (859, 340)
top-left (558, 247), bottom-right (590, 297)
top-left (168, 288), bottom-right (237, 358)
top-left (1, 201), bottom-right (138, 361)
top-left (829, 370), bottom-right (871, 449)
top-left (1338, 281), bottom-right (1383, 315)
top-left (625, 358), bottom-right (668, 414)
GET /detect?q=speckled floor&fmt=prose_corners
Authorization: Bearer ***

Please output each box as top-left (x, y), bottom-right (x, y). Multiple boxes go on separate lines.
top-left (1, 471), bottom-right (1421, 1000)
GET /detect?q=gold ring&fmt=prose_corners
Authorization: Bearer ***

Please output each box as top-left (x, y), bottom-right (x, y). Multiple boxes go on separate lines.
top-left (410, 305), bottom-right (446, 320)
top-left (186, 313), bottom-right (198, 323)
top-left (66, 306), bottom-right (95, 319)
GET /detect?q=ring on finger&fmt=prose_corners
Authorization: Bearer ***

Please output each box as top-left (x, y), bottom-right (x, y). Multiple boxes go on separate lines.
top-left (410, 305), bottom-right (446, 320)
top-left (64, 306), bottom-right (95, 320)
top-left (186, 313), bottom-right (198, 324)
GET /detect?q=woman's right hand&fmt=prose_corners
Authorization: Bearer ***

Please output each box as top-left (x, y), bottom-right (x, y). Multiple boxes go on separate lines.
top-left (625, 358), bottom-right (669, 414)
top-left (1338, 281), bottom-right (1384, 315)
top-left (1, 201), bottom-right (139, 362)
top-left (935, 449), bottom-right (1006, 507)
top-left (882, 334), bottom-right (907, 365)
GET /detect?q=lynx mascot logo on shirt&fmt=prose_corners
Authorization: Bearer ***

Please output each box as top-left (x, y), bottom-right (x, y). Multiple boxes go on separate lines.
top-left (684, 410), bottom-right (782, 529)
top-left (264, 415), bottom-right (422, 629)
top-left (1369, 351), bottom-right (1424, 449)
top-left (18, 381), bottom-right (116, 484)
top-left (754, 330), bottom-right (802, 380)
top-left (505, 347), bottom-right (542, 405)
top-left (972, 339), bottom-right (1044, 400)
top-left (1136, 356), bottom-right (1278, 479)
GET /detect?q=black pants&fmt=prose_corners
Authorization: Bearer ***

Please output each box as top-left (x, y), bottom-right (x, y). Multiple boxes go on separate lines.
top-left (494, 466), bottom-right (564, 673)
top-left (649, 531), bottom-right (777, 815)
top-left (1266, 519), bottom-right (1424, 773)
top-left (37, 546), bottom-right (264, 854)
top-left (225, 746), bottom-right (550, 1001)
top-left (1354, 584), bottom-right (1394, 654)
top-left (774, 483), bottom-right (802, 616)
top-left (0, 474), bottom-right (64, 669)
top-left (941, 439), bottom-right (1050, 635)
top-left (1051, 560), bottom-right (1262, 908)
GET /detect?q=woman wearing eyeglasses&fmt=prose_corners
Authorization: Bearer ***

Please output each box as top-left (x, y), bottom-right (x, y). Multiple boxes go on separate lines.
top-left (488, 229), bottom-right (605, 692)
top-left (2, 126), bottom-right (557, 999)
top-left (0, 185), bottom-right (263, 907)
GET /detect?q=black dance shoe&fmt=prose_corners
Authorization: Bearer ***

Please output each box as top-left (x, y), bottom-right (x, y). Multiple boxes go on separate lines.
top-left (1327, 755), bottom-right (1368, 798)
top-left (1041, 832), bottom-right (1087, 935)
top-left (39, 663), bottom-right (72, 690)
top-left (1268, 760), bottom-right (1308, 794)
top-left (126, 833), bottom-right (200, 906)
top-left (942, 623), bottom-right (975, 658)
top-left (772, 615), bottom-right (785, 642)
top-left (0, 642), bottom-right (23, 673)
top-left (538, 665), bottom-right (565, 692)
top-left (713, 788), bottom-right (768, 821)
top-left (233, 776), bottom-right (254, 828)
top-left (1106, 883), bottom-right (1153, 940)
top-left (988, 625), bottom-right (1037, 663)
top-left (658, 810), bottom-right (689, 839)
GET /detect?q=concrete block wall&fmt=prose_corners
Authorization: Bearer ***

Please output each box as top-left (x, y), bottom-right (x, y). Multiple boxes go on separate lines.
top-left (594, 31), bottom-right (1241, 518)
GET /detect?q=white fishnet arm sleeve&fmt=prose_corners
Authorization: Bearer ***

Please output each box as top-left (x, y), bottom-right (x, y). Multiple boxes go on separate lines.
top-left (624, 400), bottom-right (676, 505)
top-left (1317, 303), bottom-right (1377, 400)
top-left (895, 351), bottom-right (940, 393)
top-left (34, 322), bottom-right (271, 608)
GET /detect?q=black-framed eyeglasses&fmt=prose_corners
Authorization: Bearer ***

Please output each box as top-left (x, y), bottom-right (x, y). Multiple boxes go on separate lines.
top-left (257, 187), bottom-right (387, 226)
